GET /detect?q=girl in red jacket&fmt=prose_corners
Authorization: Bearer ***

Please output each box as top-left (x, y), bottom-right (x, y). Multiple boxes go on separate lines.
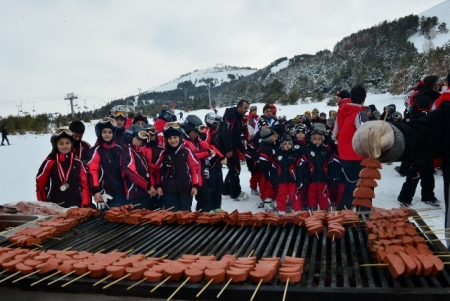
top-left (36, 129), bottom-right (90, 208)
top-left (155, 123), bottom-right (200, 212)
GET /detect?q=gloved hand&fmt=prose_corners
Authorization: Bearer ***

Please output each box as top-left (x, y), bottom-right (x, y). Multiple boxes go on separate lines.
top-left (352, 121), bottom-right (395, 158)
top-left (94, 193), bottom-right (112, 210)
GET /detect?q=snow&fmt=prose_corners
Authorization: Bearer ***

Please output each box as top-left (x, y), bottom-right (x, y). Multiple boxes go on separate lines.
top-left (408, 0), bottom-right (450, 53)
top-left (0, 93), bottom-right (446, 244)
top-left (152, 64), bottom-right (257, 92)
top-left (270, 59), bottom-right (289, 74)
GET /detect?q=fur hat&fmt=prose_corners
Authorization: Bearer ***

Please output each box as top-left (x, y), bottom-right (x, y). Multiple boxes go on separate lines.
top-left (311, 123), bottom-right (327, 135)
top-left (260, 128), bottom-right (275, 143)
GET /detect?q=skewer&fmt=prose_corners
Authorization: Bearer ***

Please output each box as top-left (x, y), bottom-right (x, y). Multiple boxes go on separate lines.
top-left (93, 274), bottom-right (112, 286)
top-left (196, 278), bottom-right (214, 298)
top-left (62, 271), bottom-right (91, 287)
top-left (5, 242), bottom-right (19, 248)
top-left (48, 270), bottom-right (76, 285)
top-left (49, 237), bottom-right (61, 240)
top-left (133, 203), bottom-right (141, 207)
top-left (409, 215), bottom-right (439, 221)
top-left (315, 232), bottom-right (319, 239)
top-left (107, 249), bottom-right (119, 254)
top-left (426, 238), bottom-right (450, 242)
top-left (126, 277), bottom-right (148, 290)
top-left (332, 235), bottom-right (335, 243)
top-left (0, 270), bottom-right (8, 275)
top-left (33, 243), bottom-right (43, 248)
top-left (0, 271), bottom-right (21, 283)
top-left (62, 247), bottom-right (72, 251)
top-left (145, 250), bottom-right (156, 257)
top-left (167, 277), bottom-right (190, 301)
top-left (415, 208), bottom-right (442, 212)
top-left (103, 273), bottom-right (131, 289)
top-left (248, 249), bottom-right (255, 257)
top-left (12, 270), bottom-right (41, 283)
top-left (150, 276), bottom-right (171, 293)
top-left (95, 249), bottom-right (105, 254)
top-left (282, 278), bottom-right (289, 301)
top-left (250, 279), bottom-right (263, 301)
top-left (251, 223), bottom-right (256, 230)
top-left (31, 271), bottom-right (60, 286)
top-left (359, 263), bottom-right (389, 267)
top-left (217, 277), bottom-right (233, 298)
top-left (222, 222), bottom-right (229, 232)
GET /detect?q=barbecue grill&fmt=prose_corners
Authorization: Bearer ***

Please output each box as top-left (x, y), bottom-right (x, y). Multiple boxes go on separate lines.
top-left (1, 209), bottom-right (450, 301)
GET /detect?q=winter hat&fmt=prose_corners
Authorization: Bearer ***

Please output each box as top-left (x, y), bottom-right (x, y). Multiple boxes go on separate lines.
top-left (294, 124), bottom-right (307, 134)
top-left (311, 123), bottom-right (327, 135)
top-left (257, 118), bottom-right (269, 129)
top-left (326, 118), bottom-right (335, 125)
top-left (163, 123), bottom-right (184, 139)
top-left (372, 110), bottom-right (381, 118)
top-left (280, 134), bottom-right (293, 147)
top-left (124, 124), bottom-right (146, 144)
top-left (51, 128), bottom-right (74, 149)
top-left (95, 117), bottom-right (117, 141)
top-left (260, 128), bottom-right (275, 143)
top-left (337, 90), bottom-right (350, 99)
top-left (69, 120), bottom-right (85, 134)
top-left (270, 105), bottom-right (277, 115)
top-left (133, 113), bottom-right (149, 125)
top-left (319, 112), bottom-right (326, 117)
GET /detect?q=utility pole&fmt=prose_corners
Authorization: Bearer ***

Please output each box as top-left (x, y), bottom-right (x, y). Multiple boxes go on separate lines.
top-left (65, 93), bottom-right (78, 118)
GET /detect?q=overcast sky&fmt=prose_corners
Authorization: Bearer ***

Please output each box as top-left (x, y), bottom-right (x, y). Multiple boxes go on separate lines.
top-left (0, 0), bottom-right (445, 116)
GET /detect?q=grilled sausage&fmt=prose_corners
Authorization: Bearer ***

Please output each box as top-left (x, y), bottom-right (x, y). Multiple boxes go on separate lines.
top-left (143, 270), bottom-right (163, 282)
top-left (15, 262), bottom-right (34, 274)
top-left (184, 268), bottom-right (204, 283)
top-left (204, 268), bottom-right (225, 284)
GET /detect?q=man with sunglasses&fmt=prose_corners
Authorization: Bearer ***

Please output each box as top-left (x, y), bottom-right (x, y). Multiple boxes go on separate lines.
top-left (111, 109), bottom-right (128, 146)
top-left (222, 99), bottom-right (250, 201)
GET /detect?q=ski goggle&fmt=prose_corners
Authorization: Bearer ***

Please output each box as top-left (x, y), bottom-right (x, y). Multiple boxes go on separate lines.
top-left (197, 125), bottom-right (207, 132)
top-left (137, 131), bottom-right (148, 139)
top-left (145, 127), bottom-right (157, 135)
top-left (112, 110), bottom-right (128, 118)
top-left (392, 113), bottom-right (402, 119)
top-left (54, 128), bottom-right (73, 137)
top-left (99, 117), bottom-right (117, 126)
top-left (164, 122), bottom-right (181, 130)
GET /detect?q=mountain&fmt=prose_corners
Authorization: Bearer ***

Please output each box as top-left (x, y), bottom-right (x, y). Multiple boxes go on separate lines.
top-left (151, 64), bottom-right (257, 92)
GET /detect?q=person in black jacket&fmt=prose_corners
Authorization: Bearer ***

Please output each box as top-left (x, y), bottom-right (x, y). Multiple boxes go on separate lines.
top-left (69, 121), bottom-right (92, 164)
top-left (222, 99), bottom-right (250, 201)
top-left (353, 90), bottom-right (450, 248)
top-left (396, 75), bottom-right (441, 207)
top-left (1, 126), bottom-right (9, 145)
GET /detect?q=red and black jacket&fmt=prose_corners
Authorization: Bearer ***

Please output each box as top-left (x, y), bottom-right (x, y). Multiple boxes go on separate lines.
top-left (273, 148), bottom-right (301, 185)
top-left (87, 142), bottom-right (124, 196)
top-left (36, 153), bottom-right (90, 208)
top-left (258, 141), bottom-right (277, 181)
top-left (299, 144), bottom-right (338, 184)
top-left (121, 145), bottom-right (151, 200)
top-left (114, 128), bottom-right (127, 147)
top-left (410, 88), bottom-right (441, 120)
top-left (155, 143), bottom-right (200, 194)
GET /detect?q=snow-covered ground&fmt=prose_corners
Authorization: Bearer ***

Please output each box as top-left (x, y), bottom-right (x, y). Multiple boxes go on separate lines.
top-left (0, 93), bottom-right (446, 243)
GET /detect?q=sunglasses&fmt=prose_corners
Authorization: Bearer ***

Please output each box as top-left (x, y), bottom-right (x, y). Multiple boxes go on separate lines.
top-left (145, 127), bottom-right (157, 135)
top-left (54, 128), bottom-right (73, 137)
top-left (163, 122), bottom-right (181, 130)
top-left (113, 110), bottom-right (128, 118)
top-left (99, 117), bottom-right (117, 126)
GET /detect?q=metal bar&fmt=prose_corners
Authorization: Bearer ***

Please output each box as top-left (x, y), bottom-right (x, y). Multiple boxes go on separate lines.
top-left (209, 226), bottom-right (241, 257)
top-left (355, 223), bottom-right (375, 287)
top-left (347, 227), bottom-right (362, 287)
top-left (306, 235), bottom-right (319, 287)
top-left (319, 226), bottom-right (327, 287)
top-left (339, 230), bottom-right (350, 287)
top-left (280, 224), bottom-right (296, 258)
top-left (330, 233), bottom-right (337, 288)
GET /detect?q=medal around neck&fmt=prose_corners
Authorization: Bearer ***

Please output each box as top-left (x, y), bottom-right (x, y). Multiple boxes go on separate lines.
top-left (60, 183), bottom-right (70, 191)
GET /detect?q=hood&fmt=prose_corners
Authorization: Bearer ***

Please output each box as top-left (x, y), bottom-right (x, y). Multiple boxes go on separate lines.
top-left (337, 98), bottom-right (351, 108)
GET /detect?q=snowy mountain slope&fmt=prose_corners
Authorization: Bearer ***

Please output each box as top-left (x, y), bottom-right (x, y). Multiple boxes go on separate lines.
top-left (408, 0), bottom-right (450, 52)
top-left (152, 64), bottom-right (257, 92)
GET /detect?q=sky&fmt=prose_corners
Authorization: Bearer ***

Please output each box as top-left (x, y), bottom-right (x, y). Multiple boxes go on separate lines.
top-left (0, 0), bottom-right (446, 116)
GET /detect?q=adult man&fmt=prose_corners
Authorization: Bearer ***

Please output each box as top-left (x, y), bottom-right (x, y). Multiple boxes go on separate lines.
top-left (335, 84), bottom-right (369, 210)
top-left (222, 99), bottom-right (250, 201)
top-left (396, 75), bottom-right (441, 207)
top-left (352, 88), bottom-right (450, 248)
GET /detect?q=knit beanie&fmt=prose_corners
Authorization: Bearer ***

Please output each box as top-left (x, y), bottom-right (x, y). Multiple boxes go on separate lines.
top-left (260, 128), bottom-right (275, 143)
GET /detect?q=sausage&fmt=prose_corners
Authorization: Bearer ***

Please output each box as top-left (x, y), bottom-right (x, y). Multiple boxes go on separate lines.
top-left (72, 262), bottom-right (88, 275)
top-left (397, 252), bottom-right (417, 276)
top-left (428, 254), bottom-right (444, 276)
top-left (15, 262), bottom-right (34, 274)
top-left (416, 254), bottom-right (434, 276)
top-left (188, 262), bottom-right (208, 271)
top-left (283, 256), bottom-right (305, 265)
top-left (360, 158), bottom-right (382, 169)
top-left (184, 268), bottom-right (204, 282)
top-left (249, 269), bottom-right (273, 283)
top-left (36, 260), bottom-right (59, 274)
top-left (105, 265), bottom-right (126, 279)
top-left (356, 178), bottom-right (378, 187)
top-left (353, 187), bottom-right (375, 199)
top-left (279, 271), bottom-right (302, 283)
top-left (226, 268), bottom-right (247, 282)
top-left (125, 266), bottom-right (145, 281)
top-left (143, 270), bottom-right (163, 282)
top-left (23, 259), bottom-right (43, 269)
top-left (384, 253), bottom-right (405, 279)
top-left (163, 265), bottom-right (185, 281)
top-left (87, 264), bottom-right (106, 278)
top-left (204, 268), bottom-right (225, 284)
top-left (359, 168), bottom-right (381, 180)
top-left (206, 261), bottom-right (229, 270)
top-left (352, 198), bottom-right (373, 208)
top-left (58, 263), bottom-right (74, 275)
top-left (326, 229), bottom-right (344, 239)
top-left (2, 259), bottom-right (25, 272)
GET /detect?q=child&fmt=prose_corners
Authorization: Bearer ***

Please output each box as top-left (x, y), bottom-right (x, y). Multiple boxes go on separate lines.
top-left (155, 123), bottom-right (200, 211)
top-left (36, 128), bottom-right (90, 208)
top-left (111, 108), bottom-right (128, 146)
top-left (87, 118), bottom-right (126, 209)
top-left (121, 124), bottom-right (154, 208)
top-left (299, 130), bottom-right (338, 211)
top-left (246, 118), bottom-right (268, 197)
top-left (273, 135), bottom-right (302, 214)
top-left (258, 128), bottom-right (278, 211)
top-left (69, 120), bottom-right (92, 164)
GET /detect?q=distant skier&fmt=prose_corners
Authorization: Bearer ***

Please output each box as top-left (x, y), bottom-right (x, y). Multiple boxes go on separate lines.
top-left (213, 108), bottom-right (218, 114)
top-left (1, 126), bottom-right (10, 145)
top-left (178, 112), bottom-right (184, 120)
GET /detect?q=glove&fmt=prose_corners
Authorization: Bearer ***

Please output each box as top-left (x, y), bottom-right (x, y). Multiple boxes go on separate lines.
top-left (95, 193), bottom-right (112, 210)
top-left (352, 121), bottom-right (395, 158)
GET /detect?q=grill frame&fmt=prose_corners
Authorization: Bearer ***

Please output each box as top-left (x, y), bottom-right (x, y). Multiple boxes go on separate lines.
top-left (1, 210), bottom-right (450, 301)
